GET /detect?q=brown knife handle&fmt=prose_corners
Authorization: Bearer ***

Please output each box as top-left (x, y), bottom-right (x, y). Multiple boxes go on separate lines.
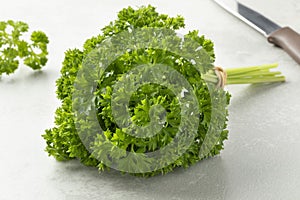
top-left (268, 27), bottom-right (300, 64)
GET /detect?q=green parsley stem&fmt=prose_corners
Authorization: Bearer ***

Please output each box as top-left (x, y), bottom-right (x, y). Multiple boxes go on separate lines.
top-left (202, 63), bottom-right (285, 86)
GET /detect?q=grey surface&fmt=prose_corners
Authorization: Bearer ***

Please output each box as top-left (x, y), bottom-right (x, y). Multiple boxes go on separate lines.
top-left (0, 0), bottom-right (300, 199)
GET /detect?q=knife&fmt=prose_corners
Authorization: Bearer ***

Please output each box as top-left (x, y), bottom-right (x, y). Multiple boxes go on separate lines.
top-left (213, 0), bottom-right (300, 64)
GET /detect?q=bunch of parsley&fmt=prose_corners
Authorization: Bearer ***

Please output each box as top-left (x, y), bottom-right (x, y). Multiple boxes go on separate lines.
top-left (43, 5), bottom-right (284, 176)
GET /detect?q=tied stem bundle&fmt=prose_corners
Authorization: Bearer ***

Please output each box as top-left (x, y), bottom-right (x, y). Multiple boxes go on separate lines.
top-left (203, 63), bottom-right (285, 88)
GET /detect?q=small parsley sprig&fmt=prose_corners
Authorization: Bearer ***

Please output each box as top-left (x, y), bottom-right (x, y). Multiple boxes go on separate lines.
top-left (0, 20), bottom-right (49, 76)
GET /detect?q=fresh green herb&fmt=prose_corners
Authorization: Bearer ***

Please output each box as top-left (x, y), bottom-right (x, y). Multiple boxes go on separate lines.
top-left (0, 20), bottom-right (49, 76)
top-left (43, 5), bottom-right (284, 177)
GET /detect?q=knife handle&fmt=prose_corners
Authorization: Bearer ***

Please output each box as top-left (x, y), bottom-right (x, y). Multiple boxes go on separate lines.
top-left (268, 27), bottom-right (300, 64)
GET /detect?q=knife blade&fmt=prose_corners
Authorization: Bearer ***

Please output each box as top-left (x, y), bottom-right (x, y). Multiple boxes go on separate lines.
top-left (214, 0), bottom-right (300, 64)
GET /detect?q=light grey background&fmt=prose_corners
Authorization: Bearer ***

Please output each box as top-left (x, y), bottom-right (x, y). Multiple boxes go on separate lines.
top-left (1, 0), bottom-right (300, 199)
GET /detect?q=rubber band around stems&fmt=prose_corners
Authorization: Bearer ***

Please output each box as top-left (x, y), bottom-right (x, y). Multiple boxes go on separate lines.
top-left (214, 66), bottom-right (227, 88)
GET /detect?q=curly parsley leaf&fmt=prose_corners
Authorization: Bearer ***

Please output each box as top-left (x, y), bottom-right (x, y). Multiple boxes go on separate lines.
top-left (0, 20), bottom-right (49, 76)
